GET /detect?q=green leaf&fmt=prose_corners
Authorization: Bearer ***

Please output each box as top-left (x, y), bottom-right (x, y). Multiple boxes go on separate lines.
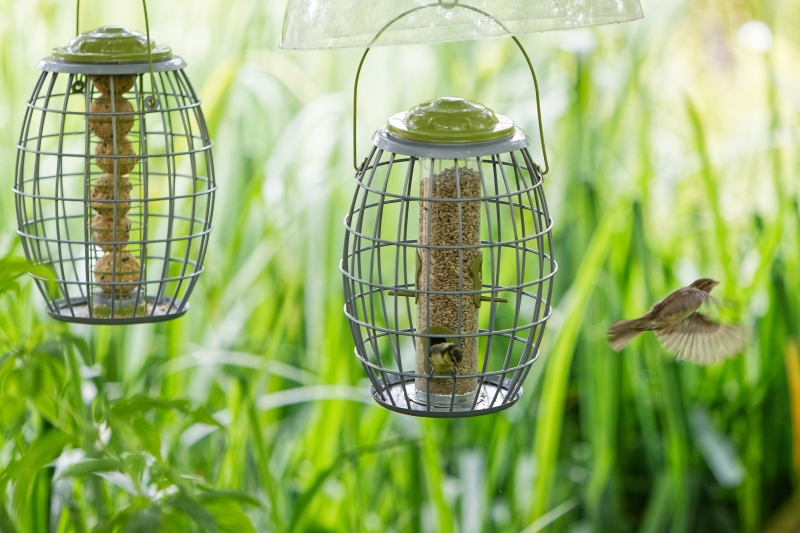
top-left (59, 334), bottom-right (91, 363)
top-left (110, 395), bottom-right (222, 428)
top-left (198, 490), bottom-right (262, 508)
top-left (124, 507), bottom-right (163, 533)
top-left (160, 512), bottom-right (189, 531)
top-left (0, 257), bottom-right (31, 296)
top-left (125, 453), bottom-right (148, 486)
top-left (0, 403), bottom-right (26, 432)
top-left (31, 388), bottom-right (62, 429)
top-left (30, 340), bottom-right (66, 359)
top-left (56, 458), bottom-right (124, 480)
top-left (202, 500), bottom-right (256, 533)
top-left (110, 396), bottom-right (190, 419)
top-left (189, 406), bottom-right (223, 428)
top-left (3, 428), bottom-right (71, 511)
top-left (168, 496), bottom-right (219, 533)
top-left (94, 505), bottom-right (135, 533)
top-left (130, 417), bottom-right (162, 460)
top-left (0, 256), bottom-right (56, 297)
top-left (0, 490), bottom-right (20, 533)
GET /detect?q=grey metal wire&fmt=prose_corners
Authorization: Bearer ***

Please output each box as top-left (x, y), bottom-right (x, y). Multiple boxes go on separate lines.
top-left (14, 60), bottom-right (215, 324)
top-left (341, 138), bottom-right (557, 417)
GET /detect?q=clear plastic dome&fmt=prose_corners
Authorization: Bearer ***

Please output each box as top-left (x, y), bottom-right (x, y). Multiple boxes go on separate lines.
top-left (281, 0), bottom-right (644, 50)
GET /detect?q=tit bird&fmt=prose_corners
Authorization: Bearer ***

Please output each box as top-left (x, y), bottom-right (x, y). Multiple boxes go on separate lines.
top-left (608, 278), bottom-right (748, 365)
top-left (429, 342), bottom-right (463, 375)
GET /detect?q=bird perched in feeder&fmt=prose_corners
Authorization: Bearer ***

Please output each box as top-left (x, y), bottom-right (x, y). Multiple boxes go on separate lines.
top-left (429, 342), bottom-right (463, 375)
top-left (608, 278), bottom-right (748, 365)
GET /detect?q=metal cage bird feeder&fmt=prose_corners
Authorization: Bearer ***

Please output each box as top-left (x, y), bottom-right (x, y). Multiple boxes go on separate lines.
top-left (282, 0), bottom-right (643, 417)
top-left (341, 36), bottom-right (557, 417)
top-left (14, 22), bottom-right (216, 324)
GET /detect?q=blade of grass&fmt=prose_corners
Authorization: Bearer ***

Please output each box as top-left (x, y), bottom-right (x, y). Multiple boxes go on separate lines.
top-left (531, 198), bottom-right (628, 521)
top-left (784, 339), bottom-right (800, 478)
top-left (639, 474), bottom-right (672, 533)
top-left (420, 420), bottom-right (455, 533)
top-left (289, 439), bottom-right (417, 528)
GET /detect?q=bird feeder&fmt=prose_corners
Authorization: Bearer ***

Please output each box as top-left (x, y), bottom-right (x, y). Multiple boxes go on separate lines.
top-left (14, 25), bottom-right (215, 324)
top-left (342, 81), bottom-right (556, 417)
top-left (282, 0), bottom-right (643, 416)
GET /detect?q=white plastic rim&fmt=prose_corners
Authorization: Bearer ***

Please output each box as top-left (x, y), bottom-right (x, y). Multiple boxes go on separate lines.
top-left (373, 126), bottom-right (530, 159)
top-left (281, 0), bottom-right (644, 50)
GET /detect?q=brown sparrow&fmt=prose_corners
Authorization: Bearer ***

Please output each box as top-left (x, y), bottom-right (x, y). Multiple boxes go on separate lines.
top-left (608, 279), bottom-right (748, 365)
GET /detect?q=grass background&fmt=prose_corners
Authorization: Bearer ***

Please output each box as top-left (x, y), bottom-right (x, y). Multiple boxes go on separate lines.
top-left (1, 0), bottom-right (799, 531)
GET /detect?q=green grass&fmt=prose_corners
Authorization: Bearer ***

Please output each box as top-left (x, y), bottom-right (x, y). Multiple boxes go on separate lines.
top-left (1, 0), bottom-right (800, 531)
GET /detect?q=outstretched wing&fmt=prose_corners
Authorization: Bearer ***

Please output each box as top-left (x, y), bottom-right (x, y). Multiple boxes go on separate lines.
top-left (656, 313), bottom-right (749, 365)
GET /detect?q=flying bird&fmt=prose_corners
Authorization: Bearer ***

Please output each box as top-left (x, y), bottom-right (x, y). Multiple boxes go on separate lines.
top-left (428, 342), bottom-right (463, 375)
top-left (608, 278), bottom-right (748, 365)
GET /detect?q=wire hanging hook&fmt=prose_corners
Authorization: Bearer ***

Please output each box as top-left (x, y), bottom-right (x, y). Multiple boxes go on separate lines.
top-left (70, 77), bottom-right (86, 94)
top-left (140, 0), bottom-right (159, 110)
top-left (75, 0), bottom-right (159, 110)
top-left (352, 3), bottom-right (549, 175)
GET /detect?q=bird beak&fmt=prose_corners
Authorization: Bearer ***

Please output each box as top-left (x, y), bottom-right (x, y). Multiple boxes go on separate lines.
top-left (711, 280), bottom-right (720, 288)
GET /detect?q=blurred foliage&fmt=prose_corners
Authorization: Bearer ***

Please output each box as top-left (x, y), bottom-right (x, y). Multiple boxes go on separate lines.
top-left (0, 0), bottom-right (799, 531)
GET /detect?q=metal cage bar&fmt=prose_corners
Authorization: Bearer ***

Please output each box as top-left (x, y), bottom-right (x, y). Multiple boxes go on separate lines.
top-left (14, 62), bottom-right (216, 324)
top-left (342, 143), bottom-right (557, 417)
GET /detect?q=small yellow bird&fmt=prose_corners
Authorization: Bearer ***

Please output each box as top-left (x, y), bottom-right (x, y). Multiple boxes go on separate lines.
top-left (608, 278), bottom-right (748, 365)
top-left (429, 342), bottom-right (463, 375)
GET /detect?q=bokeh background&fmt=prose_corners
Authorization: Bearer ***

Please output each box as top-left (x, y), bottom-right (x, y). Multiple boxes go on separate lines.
top-left (1, 0), bottom-right (799, 531)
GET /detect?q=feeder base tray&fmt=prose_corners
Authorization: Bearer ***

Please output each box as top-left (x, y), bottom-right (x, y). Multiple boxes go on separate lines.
top-left (415, 389), bottom-right (477, 408)
top-left (370, 377), bottom-right (521, 418)
top-left (45, 296), bottom-right (189, 324)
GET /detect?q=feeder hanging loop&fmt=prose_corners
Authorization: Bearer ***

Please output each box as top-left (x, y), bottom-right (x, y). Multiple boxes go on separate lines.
top-left (351, 2), bottom-right (549, 175)
top-left (76, 0), bottom-right (159, 110)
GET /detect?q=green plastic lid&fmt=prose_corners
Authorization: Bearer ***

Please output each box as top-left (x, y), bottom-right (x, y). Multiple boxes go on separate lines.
top-left (52, 26), bottom-right (172, 63)
top-left (386, 97), bottom-right (514, 143)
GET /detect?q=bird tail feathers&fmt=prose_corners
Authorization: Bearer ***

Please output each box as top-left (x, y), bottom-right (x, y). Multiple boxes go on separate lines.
top-left (608, 318), bottom-right (651, 352)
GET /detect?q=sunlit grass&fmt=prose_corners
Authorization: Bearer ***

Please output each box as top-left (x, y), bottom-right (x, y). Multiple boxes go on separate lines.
top-left (0, 0), bottom-right (799, 531)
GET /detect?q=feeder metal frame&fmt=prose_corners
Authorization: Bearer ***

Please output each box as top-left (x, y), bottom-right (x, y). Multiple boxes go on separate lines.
top-left (341, 137), bottom-right (557, 417)
top-left (342, 7), bottom-right (558, 416)
top-left (14, 57), bottom-right (216, 324)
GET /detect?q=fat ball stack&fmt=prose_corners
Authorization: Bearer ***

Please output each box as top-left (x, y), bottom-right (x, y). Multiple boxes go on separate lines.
top-left (89, 75), bottom-right (141, 298)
